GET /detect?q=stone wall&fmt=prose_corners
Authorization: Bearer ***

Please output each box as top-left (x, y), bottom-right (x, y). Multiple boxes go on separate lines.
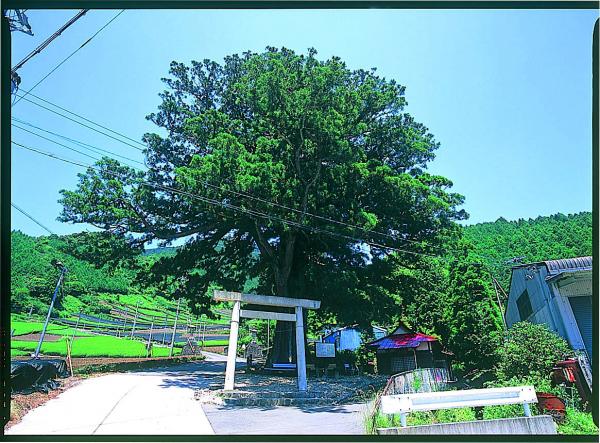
top-left (377, 415), bottom-right (557, 435)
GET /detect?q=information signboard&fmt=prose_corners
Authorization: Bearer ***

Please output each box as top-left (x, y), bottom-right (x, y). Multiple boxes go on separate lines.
top-left (316, 342), bottom-right (336, 358)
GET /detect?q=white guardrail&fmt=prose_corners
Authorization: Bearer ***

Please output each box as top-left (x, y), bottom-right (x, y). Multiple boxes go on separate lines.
top-left (381, 385), bottom-right (538, 427)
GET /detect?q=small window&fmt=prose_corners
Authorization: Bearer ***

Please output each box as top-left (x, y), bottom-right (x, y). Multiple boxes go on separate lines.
top-left (517, 289), bottom-right (533, 320)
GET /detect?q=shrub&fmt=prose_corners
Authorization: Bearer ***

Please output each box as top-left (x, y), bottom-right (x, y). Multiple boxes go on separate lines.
top-left (557, 408), bottom-right (599, 435)
top-left (482, 404), bottom-right (529, 420)
top-left (496, 322), bottom-right (571, 382)
top-left (436, 407), bottom-right (477, 423)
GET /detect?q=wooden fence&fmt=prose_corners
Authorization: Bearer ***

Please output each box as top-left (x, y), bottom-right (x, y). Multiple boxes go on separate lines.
top-left (384, 367), bottom-right (453, 396)
top-left (372, 367), bottom-right (454, 418)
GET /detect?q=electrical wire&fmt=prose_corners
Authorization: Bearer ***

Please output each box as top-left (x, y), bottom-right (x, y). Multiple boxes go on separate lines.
top-left (12, 122), bottom-right (106, 162)
top-left (14, 93), bottom-right (145, 152)
top-left (11, 202), bottom-right (55, 235)
top-left (11, 103), bottom-right (445, 252)
top-left (15, 91), bottom-right (147, 150)
top-left (12, 140), bottom-right (443, 259)
top-left (12, 117), bottom-right (144, 166)
top-left (13, 10), bottom-right (125, 107)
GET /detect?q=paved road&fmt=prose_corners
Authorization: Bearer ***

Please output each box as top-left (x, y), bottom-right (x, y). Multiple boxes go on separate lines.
top-left (6, 352), bottom-right (368, 435)
top-left (6, 354), bottom-right (239, 435)
top-left (202, 402), bottom-right (369, 434)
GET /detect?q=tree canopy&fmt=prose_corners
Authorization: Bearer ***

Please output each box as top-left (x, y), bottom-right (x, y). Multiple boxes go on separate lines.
top-left (58, 47), bottom-right (467, 363)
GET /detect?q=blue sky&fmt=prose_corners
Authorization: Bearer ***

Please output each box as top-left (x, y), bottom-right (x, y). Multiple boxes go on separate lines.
top-left (10, 9), bottom-right (598, 237)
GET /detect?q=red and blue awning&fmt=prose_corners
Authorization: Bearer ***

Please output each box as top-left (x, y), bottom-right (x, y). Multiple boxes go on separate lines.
top-left (368, 333), bottom-right (438, 350)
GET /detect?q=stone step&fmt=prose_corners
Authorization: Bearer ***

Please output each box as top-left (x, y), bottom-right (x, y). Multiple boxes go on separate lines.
top-left (222, 396), bottom-right (339, 407)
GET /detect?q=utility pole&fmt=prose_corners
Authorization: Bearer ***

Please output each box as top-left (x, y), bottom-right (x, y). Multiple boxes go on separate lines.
top-left (71, 308), bottom-right (82, 342)
top-left (169, 298), bottom-right (181, 357)
top-left (146, 316), bottom-right (154, 358)
top-left (34, 262), bottom-right (67, 359)
top-left (11, 10), bottom-right (88, 74)
top-left (162, 314), bottom-right (167, 345)
top-left (491, 276), bottom-right (509, 331)
top-left (130, 300), bottom-right (139, 338)
top-left (28, 305), bottom-right (33, 318)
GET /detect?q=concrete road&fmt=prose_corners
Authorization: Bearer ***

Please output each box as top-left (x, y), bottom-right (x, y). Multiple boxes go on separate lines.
top-left (6, 355), bottom-right (242, 435)
top-left (202, 402), bottom-right (369, 434)
top-left (7, 352), bottom-right (369, 435)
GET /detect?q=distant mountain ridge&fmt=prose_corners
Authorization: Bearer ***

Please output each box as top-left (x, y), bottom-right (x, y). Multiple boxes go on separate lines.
top-left (463, 211), bottom-right (592, 290)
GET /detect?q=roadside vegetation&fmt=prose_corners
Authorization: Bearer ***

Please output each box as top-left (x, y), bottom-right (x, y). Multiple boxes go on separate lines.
top-left (11, 335), bottom-right (181, 358)
top-left (365, 322), bottom-right (597, 435)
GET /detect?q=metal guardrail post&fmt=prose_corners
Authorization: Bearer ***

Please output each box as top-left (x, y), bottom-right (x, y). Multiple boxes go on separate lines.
top-left (400, 413), bottom-right (407, 427)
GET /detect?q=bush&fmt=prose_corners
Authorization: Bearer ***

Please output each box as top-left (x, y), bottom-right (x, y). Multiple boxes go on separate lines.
top-left (496, 322), bottom-right (571, 382)
top-left (482, 404), bottom-right (529, 420)
top-left (557, 408), bottom-right (598, 435)
top-left (436, 407), bottom-right (477, 423)
top-left (368, 407), bottom-right (477, 431)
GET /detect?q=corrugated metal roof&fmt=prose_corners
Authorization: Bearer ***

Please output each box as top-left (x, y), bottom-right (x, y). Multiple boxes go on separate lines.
top-left (543, 256), bottom-right (592, 275)
top-left (512, 256), bottom-right (592, 274)
top-left (368, 333), bottom-right (438, 350)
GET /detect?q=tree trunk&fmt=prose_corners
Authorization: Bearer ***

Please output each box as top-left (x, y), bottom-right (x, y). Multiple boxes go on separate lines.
top-left (265, 280), bottom-right (297, 367)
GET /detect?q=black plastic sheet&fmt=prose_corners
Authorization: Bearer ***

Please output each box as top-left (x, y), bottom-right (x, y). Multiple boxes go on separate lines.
top-left (10, 359), bottom-right (69, 393)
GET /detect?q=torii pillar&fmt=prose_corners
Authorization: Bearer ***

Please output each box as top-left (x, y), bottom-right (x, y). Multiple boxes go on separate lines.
top-left (213, 290), bottom-right (321, 392)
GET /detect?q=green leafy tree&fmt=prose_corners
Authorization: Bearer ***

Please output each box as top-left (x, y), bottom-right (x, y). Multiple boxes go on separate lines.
top-left (60, 231), bottom-right (143, 272)
top-left (441, 240), bottom-right (504, 376)
top-left (58, 47), bottom-right (466, 363)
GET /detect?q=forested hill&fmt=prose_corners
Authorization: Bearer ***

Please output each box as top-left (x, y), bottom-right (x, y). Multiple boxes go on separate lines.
top-left (463, 211), bottom-right (592, 290)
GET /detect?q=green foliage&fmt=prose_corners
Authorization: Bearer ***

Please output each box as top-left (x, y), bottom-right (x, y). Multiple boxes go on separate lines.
top-left (482, 404), bottom-right (529, 420)
top-left (435, 407), bottom-right (477, 424)
top-left (202, 339), bottom-right (229, 347)
top-left (464, 212), bottom-right (592, 291)
top-left (557, 408), bottom-right (599, 435)
top-left (11, 335), bottom-right (181, 358)
top-left (495, 322), bottom-right (572, 383)
top-left (370, 407), bottom-right (476, 430)
top-left (10, 349), bottom-right (29, 357)
top-left (11, 320), bottom-right (91, 337)
top-left (11, 231), bottom-right (142, 318)
top-left (440, 240), bottom-right (504, 376)
top-left (57, 48), bottom-right (467, 365)
top-left (355, 330), bottom-right (377, 372)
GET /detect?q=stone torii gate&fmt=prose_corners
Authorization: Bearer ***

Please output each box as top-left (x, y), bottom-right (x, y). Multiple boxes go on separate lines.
top-left (213, 290), bottom-right (321, 392)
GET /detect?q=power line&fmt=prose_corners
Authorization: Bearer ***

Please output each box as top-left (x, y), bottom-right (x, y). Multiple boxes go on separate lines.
top-left (13, 10), bottom-right (125, 107)
top-left (11, 117), bottom-right (144, 167)
top-left (11, 9), bottom-right (89, 74)
top-left (12, 141), bottom-right (442, 259)
top-left (12, 96), bottom-right (442, 252)
top-left (15, 91), bottom-right (147, 150)
top-left (14, 93), bottom-right (145, 152)
top-left (11, 202), bottom-right (55, 235)
top-left (12, 122), bottom-right (107, 163)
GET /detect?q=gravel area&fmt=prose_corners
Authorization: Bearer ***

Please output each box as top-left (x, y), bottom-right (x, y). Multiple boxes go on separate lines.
top-left (196, 371), bottom-right (386, 406)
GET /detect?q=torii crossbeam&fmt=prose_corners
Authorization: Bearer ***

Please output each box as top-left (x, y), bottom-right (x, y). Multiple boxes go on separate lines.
top-left (213, 290), bottom-right (321, 392)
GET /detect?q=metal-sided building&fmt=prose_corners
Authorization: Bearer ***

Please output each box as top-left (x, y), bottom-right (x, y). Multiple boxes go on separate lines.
top-left (322, 325), bottom-right (387, 352)
top-left (505, 256), bottom-right (593, 365)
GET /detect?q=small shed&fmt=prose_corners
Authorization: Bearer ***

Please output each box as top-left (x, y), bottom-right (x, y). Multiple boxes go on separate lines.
top-left (368, 323), bottom-right (450, 375)
top-left (322, 325), bottom-right (387, 352)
